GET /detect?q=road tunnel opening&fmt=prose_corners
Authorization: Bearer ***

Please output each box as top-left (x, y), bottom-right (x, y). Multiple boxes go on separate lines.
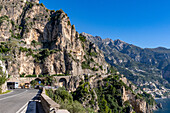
top-left (34, 78), bottom-right (43, 84)
top-left (59, 78), bottom-right (67, 88)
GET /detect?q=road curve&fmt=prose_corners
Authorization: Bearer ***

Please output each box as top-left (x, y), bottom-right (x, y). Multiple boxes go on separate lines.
top-left (0, 89), bottom-right (38, 113)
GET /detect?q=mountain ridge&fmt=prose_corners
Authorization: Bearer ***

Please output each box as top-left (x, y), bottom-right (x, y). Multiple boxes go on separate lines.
top-left (0, 0), bottom-right (163, 112)
top-left (81, 32), bottom-right (170, 98)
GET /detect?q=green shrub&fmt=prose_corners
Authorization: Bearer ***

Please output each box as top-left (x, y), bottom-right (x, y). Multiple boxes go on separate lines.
top-left (138, 92), bottom-right (155, 105)
top-left (78, 36), bottom-right (86, 42)
top-left (38, 75), bottom-right (48, 77)
top-left (10, 20), bottom-right (15, 26)
top-left (96, 75), bottom-right (129, 112)
top-left (11, 33), bottom-right (22, 39)
top-left (0, 15), bottom-right (9, 25)
top-left (46, 87), bottom-right (90, 113)
top-left (100, 98), bottom-right (110, 113)
top-left (44, 76), bottom-right (54, 86)
top-left (99, 65), bottom-right (103, 70)
top-left (28, 3), bottom-right (33, 8)
top-left (90, 52), bottom-right (97, 57)
top-left (0, 45), bottom-right (10, 53)
top-left (68, 21), bottom-right (71, 25)
top-left (19, 26), bottom-right (23, 29)
top-left (55, 87), bottom-right (73, 103)
top-left (109, 66), bottom-right (117, 74)
top-left (30, 80), bottom-right (38, 88)
top-left (0, 66), bottom-right (7, 87)
top-left (40, 49), bottom-right (50, 58)
top-left (81, 61), bottom-right (91, 69)
top-left (51, 10), bottom-right (55, 13)
top-left (31, 40), bottom-right (41, 47)
top-left (72, 82), bottom-right (91, 102)
top-left (52, 74), bottom-right (65, 76)
top-left (92, 67), bottom-right (98, 71)
top-left (20, 74), bottom-right (25, 77)
top-left (56, 9), bottom-right (64, 13)
top-left (68, 100), bottom-right (87, 113)
top-left (71, 25), bottom-right (75, 29)
top-left (0, 75), bottom-right (7, 86)
top-left (90, 58), bottom-right (94, 62)
top-left (0, 5), bottom-right (2, 11)
top-left (0, 15), bottom-right (8, 20)
top-left (40, 3), bottom-right (44, 7)
top-left (0, 42), bottom-right (6, 45)
top-left (19, 47), bottom-right (29, 52)
top-left (26, 75), bottom-right (37, 77)
top-left (83, 55), bottom-right (87, 60)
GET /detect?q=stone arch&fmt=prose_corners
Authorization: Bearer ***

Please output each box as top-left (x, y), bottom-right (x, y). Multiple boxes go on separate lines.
top-left (59, 78), bottom-right (67, 88)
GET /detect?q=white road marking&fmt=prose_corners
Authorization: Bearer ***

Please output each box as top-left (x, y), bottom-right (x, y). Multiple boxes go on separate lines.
top-left (16, 92), bottom-right (38, 113)
top-left (16, 102), bottom-right (29, 113)
top-left (0, 90), bottom-right (28, 101)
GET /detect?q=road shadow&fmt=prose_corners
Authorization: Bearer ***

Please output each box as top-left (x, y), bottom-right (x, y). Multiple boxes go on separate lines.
top-left (26, 90), bottom-right (45, 113)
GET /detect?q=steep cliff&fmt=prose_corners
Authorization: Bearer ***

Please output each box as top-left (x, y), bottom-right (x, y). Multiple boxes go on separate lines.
top-left (0, 0), bottom-right (157, 112)
top-left (72, 73), bottom-right (156, 113)
top-left (81, 32), bottom-right (170, 97)
top-left (46, 72), bottom-right (156, 113)
top-left (0, 0), bottom-right (108, 78)
top-left (163, 64), bottom-right (170, 83)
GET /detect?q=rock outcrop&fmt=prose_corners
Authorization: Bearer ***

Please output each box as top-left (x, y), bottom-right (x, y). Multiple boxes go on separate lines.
top-left (0, 0), bottom-right (108, 78)
top-left (81, 32), bottom-right (170, 97)
top-left (163, 64), bottom-right (170, 83)
top-left (85, 74), bottom-right (155, 113)
top-left (0, 1), bottom-right (157, 112)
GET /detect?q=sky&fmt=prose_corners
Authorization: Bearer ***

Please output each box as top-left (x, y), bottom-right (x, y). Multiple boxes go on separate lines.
top-left (40, 0), bottom-right (170, 49)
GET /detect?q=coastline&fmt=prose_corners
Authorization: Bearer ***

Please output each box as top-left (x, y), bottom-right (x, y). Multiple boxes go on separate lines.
top-left (154, 98), bottom-right (170, 113)
top-left (154, 97), bottom-right (169, 100)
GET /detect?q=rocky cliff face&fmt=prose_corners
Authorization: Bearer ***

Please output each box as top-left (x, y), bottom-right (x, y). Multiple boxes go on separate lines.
top-left (81, 32), bottom-right (170, 97)
top-left (0, 0), bottom-right (157, 112)
top-left (79, 73), bottom-right (156, 113)
top-left (163, 64), bottom-right (170, 83)
top-left (0, 0), bottom-right (108, 78)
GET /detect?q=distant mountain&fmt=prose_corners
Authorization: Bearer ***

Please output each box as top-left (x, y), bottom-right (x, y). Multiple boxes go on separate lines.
top-left (163, 64), bottom-right (170, 83)
top-left (81, 32), bottom-right (170, 90)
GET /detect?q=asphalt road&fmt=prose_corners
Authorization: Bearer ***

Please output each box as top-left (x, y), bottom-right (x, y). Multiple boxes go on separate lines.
top-left (0, 89), bottom-right (39, 113)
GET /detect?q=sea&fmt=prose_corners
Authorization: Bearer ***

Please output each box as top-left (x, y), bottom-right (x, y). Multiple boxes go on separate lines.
top-left (154, 98), bottom-right (170, 113)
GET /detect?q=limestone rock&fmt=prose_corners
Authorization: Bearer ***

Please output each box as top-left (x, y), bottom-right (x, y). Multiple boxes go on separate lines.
top-left (0, 0), bottom-right (108, 78)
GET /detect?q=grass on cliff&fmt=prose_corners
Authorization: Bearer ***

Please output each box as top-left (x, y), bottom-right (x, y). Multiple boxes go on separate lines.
top-left (0, 90), bottom-right (12, 95)
top-left (0, 66), bottom-right (8, 94)
top-left (0, 15), bottom-right (9, 25)
top-left (78, 36), bottom-right (86, 42)
top-left (0, 66), bottom-right (7, 87)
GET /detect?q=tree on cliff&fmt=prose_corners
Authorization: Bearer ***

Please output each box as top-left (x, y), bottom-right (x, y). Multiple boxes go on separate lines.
top-left (0, 66), bottom-right (7, 93)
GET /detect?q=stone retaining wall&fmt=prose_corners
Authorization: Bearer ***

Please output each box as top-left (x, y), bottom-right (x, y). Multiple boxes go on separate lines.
top-left (41, 88), bottom-right (70, 113)
top-left (41, 88), bottom-right (60, 113)
top-left (41, 93), bottom-right (60, 113)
